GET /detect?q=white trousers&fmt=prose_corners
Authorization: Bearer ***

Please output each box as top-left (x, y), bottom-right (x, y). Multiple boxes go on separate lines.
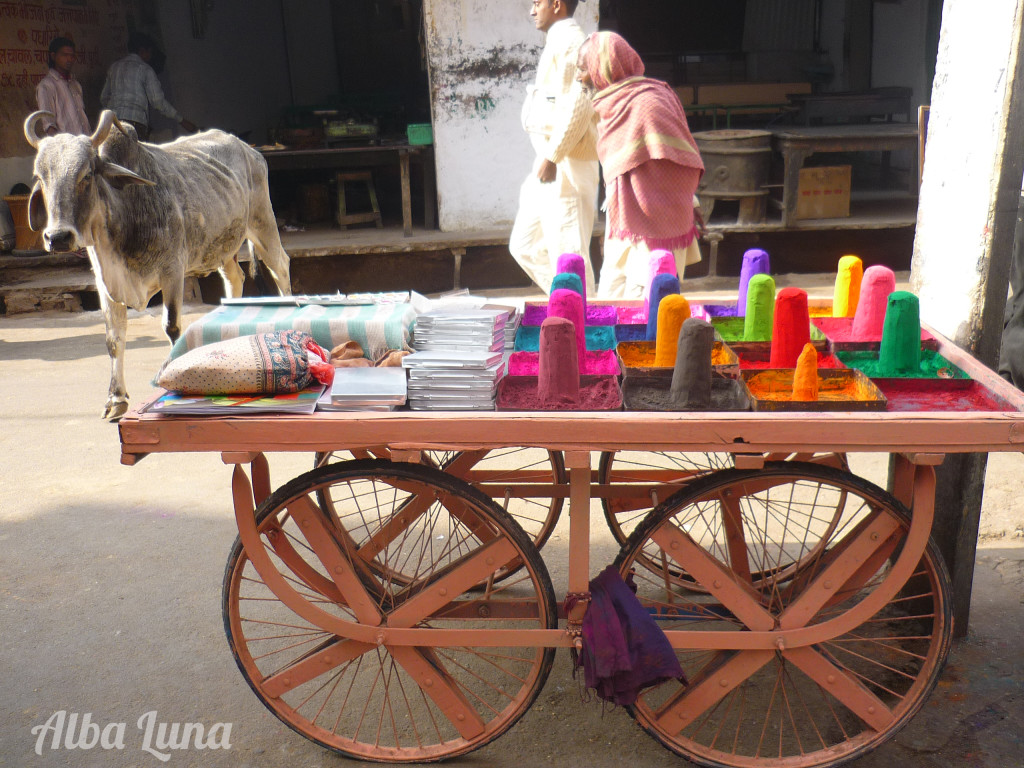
top-left (509, 155), bottom-right (599, 295)
top-left (597, 237), bottom-right (702, 300)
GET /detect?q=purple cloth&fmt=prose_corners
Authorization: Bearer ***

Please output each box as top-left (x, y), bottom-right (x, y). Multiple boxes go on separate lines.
top-left (571, 565), bottom-right (685, 706)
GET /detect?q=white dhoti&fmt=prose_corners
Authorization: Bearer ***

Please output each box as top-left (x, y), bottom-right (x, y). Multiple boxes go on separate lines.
top-left (509, 154), bottom-right (599, 296)
top-left (597, 236), bottom-right (702, 300)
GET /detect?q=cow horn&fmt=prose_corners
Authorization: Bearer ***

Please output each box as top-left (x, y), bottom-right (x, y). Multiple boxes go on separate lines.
top-left (90, 110), bottom-right (123, 149)
top-left (23, 111), bottom-right (53, 149)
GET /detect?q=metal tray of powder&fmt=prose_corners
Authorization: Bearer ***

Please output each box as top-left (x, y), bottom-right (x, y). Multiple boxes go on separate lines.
top-left (622, 374), bottom-right (750, 412)
top-left (740, 368), bottom-right (888, 412)
top-left (616, 340), bottom-right (740, 379)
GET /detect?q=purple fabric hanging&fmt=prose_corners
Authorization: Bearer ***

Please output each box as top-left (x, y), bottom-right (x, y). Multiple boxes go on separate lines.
top-left (570, 565), bottom-right (686, 706)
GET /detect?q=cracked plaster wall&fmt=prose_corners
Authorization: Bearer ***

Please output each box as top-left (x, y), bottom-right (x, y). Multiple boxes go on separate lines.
top-left (422, 0), bottom-right (599, 231)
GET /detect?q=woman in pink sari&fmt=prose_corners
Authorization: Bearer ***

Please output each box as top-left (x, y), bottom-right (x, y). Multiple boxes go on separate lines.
top-left (578, 31), bottom-right (705, 299)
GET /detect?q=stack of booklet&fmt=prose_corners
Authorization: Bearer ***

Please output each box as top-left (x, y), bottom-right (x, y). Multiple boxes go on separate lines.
top-left (406, 308), bottom-right (512, 410)
top-left (403, 350), bottom-right (505, 410)
top-left (504, 308), bottom-right (521, 353)
top-left (413, 308), bottom-right (508, 353)
top-left (316, 367), bottom-right (407, 412)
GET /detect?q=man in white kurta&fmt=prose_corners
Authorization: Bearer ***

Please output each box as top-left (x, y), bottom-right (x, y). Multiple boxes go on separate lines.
top-left (509, 0), bottom-right (599, 295)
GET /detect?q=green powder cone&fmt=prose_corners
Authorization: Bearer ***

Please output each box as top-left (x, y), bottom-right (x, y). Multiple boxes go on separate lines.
top-left (743, 274), bottom-right (776, 342)
top-left (878, 291), bottom-right (921, 375)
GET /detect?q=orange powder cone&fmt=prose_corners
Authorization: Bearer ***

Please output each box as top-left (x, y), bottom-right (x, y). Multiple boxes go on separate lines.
top-left (791, 343), bottom-right (819, 401)
top-left (654, 295), bottom-right (692, 367)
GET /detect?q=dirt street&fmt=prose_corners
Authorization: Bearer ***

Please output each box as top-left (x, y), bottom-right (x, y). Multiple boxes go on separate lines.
top-left (1, 305), bottom-right (1023, 768)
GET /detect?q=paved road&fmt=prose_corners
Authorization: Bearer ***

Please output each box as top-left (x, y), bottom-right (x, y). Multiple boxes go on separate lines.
top-left (1, 306), bottom-right (1022, 768)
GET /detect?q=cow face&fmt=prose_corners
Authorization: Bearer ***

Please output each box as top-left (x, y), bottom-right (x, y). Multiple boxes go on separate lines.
top-left (24, 110), bottom-right (155, 253)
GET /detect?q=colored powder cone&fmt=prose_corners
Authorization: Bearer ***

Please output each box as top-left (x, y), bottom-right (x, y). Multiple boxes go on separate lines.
top-left (770, 287), bottom-right (811, 367)
top-left (550, 271), bottom-right (584, 298)
top-left (538, 316), bottom-right (579, 403)
top-left (737, 249), bottom-right (771, 317)
top-left (878, 291), bottom-right (922, 375)
top-left (654, 294), bottom-right (692, 367)
top-left (556, 253), bottom-right (588, 305)
top-left (791, 343), bottom-right (819, 401)
top-left (646, 272), bottom-right (681, 339)
top-left (743, 273), bottom-right (776, 341)
top-left (851, 265), bottom-right (896, 338)
top-left (548, 288), bottom-right (586, 363)
top-left (833, 255), bottom-right (863, 318)
top-left (643, 250), bottom-right (678, 319)
top-left (670, 317), bottom-right (714, 408)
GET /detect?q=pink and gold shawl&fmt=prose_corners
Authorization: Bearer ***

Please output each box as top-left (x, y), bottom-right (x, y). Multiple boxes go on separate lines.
top-left (584, 32), bottom-right (704, 249)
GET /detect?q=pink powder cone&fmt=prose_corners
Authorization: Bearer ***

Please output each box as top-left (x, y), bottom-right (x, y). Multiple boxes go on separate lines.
top-left (643, 250), bottom-right (678, 319)
top-left (851, 266), bottom-right (896, 338)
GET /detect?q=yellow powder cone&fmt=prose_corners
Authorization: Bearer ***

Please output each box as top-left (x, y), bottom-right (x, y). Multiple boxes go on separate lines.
top-left (791, 343), bottom-right (819, 401)
top-left (833, 255), bottom-right (863, 318)
top-left (654, 295), bottom-right (692, 367)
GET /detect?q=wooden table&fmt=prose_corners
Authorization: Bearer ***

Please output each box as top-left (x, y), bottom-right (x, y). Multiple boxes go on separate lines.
top-left (260, 144), bottom-right (436, 237)
top-left (788, 87), bottom-right (912, 126)
top-left (771, 123), bottom-right (920, 227)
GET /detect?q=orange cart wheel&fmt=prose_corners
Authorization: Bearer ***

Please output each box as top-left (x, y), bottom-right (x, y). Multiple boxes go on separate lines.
top-left (599, 451), bottom-right (849, 546)
top-left (315, 448), bottom-right (565, 579)
top-left (224, 459), bottom-right (557, 762)
top-left (615, 463), bottom-right (953, 768)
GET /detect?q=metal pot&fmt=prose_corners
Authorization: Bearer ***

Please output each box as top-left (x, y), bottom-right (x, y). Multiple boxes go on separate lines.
top-left (693, 129), bottom-right (771, 196)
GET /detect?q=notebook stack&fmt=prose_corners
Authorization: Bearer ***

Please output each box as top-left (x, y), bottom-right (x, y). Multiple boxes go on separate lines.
top-left (403, 350), bottom-right (505, 410)
top-left (317, 367), bottom-right (407, 412)
top-left (405, 307), bottom-right (508, 410)
top-left (413, 308), bottom-right (508, 353)
top-left (503, 308), bottom-right (521, 352)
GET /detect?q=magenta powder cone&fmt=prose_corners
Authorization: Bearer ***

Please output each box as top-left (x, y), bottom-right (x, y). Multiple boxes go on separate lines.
top-left (643, 250), bottom-right (677, 319)
top-left (737, 249), bottom-right (771, 317)
top-left (548, 288), bottom-right (586, 363)
top-left (851, 266), bottom-right (896, 338)
top-left (556, 253), bottom-right (587, 306)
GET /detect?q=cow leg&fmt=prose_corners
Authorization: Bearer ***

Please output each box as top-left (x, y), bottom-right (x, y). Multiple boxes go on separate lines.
top-left (98, 290), bottom-right (130, 422)
top-left (161, 281), bottom-right (183, 344)
top-left (247, 202), bottom-right (292, 296)
top-left (219, 256), bottom-right (246, 299)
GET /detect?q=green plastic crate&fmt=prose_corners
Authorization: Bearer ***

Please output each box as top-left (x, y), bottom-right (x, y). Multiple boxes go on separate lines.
top-left (407, 123), bottom-right (433, 145)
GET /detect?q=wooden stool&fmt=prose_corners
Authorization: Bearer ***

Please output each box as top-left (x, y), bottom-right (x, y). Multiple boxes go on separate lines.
top-left (335, 171), bottom-right (383, 230)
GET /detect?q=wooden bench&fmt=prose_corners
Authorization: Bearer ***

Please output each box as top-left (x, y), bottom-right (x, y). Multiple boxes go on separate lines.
top-left (686, 82), bottom-right (812, 128)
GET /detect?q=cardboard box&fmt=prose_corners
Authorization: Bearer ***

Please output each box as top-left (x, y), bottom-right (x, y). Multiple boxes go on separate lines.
top-left (795, 165), bottom-right (851, 220)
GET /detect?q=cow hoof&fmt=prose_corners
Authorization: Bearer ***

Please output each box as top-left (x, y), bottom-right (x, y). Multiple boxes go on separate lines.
top-left (102, 400), bottom-right (129, 422)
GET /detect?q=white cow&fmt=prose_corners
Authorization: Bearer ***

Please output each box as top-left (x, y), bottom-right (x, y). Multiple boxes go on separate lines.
top-left (25, 110), bottom-right (291, 420)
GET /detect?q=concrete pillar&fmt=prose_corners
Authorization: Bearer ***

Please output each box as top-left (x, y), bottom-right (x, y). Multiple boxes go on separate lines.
top-left (910, 0), bottom-right (1024, 635)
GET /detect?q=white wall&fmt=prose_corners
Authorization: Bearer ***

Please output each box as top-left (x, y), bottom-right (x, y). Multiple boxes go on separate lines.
top-left (422, 0), bottom-right (599, 231)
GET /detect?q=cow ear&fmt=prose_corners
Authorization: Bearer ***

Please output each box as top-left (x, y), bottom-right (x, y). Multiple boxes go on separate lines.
top-left (99, 161), bottom-right (156, 190)
top-left (28, 183), bottom-right (46, 231)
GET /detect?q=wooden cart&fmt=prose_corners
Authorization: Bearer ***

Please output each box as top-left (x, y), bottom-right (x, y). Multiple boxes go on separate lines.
top-left (118, 328), bottom-right (1024, 767)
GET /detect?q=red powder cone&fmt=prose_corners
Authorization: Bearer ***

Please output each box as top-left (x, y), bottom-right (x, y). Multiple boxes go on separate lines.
top-left (769, 287), bottom-right (811, 367)
top-left (537, 317), bottom-right (580, 404)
